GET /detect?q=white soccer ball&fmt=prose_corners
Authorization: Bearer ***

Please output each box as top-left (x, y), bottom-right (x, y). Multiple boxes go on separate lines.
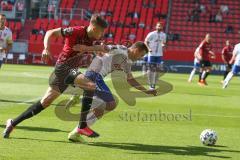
top-left (200, 129), bottom-right (218, 146)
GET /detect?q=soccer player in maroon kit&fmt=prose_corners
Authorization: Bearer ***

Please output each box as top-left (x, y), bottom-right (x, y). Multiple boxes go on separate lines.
top-left (3, 14), bottom-right (109, 138)
top-left (198, 33), bottom-right (216, 86)
top-left (221, 40), bottom-right (233, 81)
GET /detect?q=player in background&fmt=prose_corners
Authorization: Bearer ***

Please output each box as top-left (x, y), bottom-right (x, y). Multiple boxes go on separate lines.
top-left (221, 40), bottom-right (233, 82)
top-left (188, 47), bottom-right (200, 82)
top-left (3, 14), bottom-right (109, 138)
top-left (222, 43), bottom-right (240, 89)
top-left (142, 54), bottom-right (148, 75)
top-left (198, 33), bottom-right (215, 86)
top-left (0, 14), bottom-right (13, 69)
top-left (68, 42), bottom-right (157, 142)
top-left (145, 22), bottom-right (166, 90)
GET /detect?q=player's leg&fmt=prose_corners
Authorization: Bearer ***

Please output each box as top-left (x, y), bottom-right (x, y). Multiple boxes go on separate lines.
top-left (154, 56), bottom-right (163, 87)
top-left (189, 61), bottom-right (200, 82)
top-left (142, 55), bottom-right (148, 75)
top-left (68, 75), bottom-right (116, 141)
top-left (86, 98), bottom-right (117, 126)
top-left (0, 60), bottom-right (3, 69)
top-left (223, 65), bottom-right (239, 89)
top-left (202, 65), bottom-right (212, 85)
top-left (147, 56), bottom-right (156, 89)
top-left (223, 64), bottom-right (231, 80)
top-left (3, 87), bottom-right (61, 138)
top-left (188, 68), bottom-right (196, 83)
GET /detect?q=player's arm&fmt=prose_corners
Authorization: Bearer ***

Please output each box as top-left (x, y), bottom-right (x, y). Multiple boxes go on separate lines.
top-left (209, 50), bottom-right (216, 59)
top-left (73, 44), bottom-right (110, 54)
top-left (42, 28), bottom-right (62, 63)
top-left (229, 49), bottom-right (237, 64)
top-left (3, 32), bottom-right (13, 53)
top-left (144, 33), bottom-right (152, 52)
top-left (221, 49), bottom-right (227, 64)
top-left (127, 73), bottom-right (157, 96)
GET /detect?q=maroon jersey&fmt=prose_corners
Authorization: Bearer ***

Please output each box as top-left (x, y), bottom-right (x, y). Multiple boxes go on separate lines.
top-left (221, 45), bottom-right (233, 63)
top-left (199, 40), bottom-right (212, 61)
top-left (56, 26), bottom-right (95, 68)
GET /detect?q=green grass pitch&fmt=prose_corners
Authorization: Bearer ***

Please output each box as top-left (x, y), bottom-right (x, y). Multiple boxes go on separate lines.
top-left (0, 64), bottom-right (240, 160)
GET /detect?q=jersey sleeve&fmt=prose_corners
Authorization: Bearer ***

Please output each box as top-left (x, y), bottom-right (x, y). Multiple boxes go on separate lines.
top-left (123, 61), bottom-right (132, 75)
top-left (6, 30), bottom-right (13, 44)
top-left (61, 26), bottom-right (83, 38)
top-left (145, 32), bottom-right (153, 42)
top-left (233, 44), bottom-right (240, 56)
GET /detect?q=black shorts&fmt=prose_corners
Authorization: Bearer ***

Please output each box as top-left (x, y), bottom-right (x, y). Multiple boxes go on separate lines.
top-left (225, 63), bottom-right (232, 70)
top-left (200, 60), bottom-right (211, 68)
top-left (49, 64), bottom-right (80, 93)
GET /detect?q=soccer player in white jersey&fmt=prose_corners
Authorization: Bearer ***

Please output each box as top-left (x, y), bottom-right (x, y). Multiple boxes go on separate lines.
top-left (145, 22), bottom-right (166, 90)
top-left (68, 41), bottom-right (157, 142)
top-left (188, 47), bottom-right (201, 82)
top-left (222, 43), bottom-right (240, 89)
top-left (0, 14), bottom-right (13, 69)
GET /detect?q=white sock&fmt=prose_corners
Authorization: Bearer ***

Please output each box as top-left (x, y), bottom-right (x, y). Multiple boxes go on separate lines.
top-left (223, 71), bottom-right (234, 88)
top-left (86, 97), bottom-right (106, 126)
top-left (201, 70), bottom-right (206, 80)
top-left (188, 68), bottom-right (196, 82)
top-left (142, 64), bottom-right (146, 75)
top-left (86, 112), bottom-right (98, 126)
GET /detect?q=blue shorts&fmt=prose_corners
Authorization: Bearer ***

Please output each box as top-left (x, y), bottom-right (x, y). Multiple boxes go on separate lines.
top-left (0, 60), bottom-right (3, 68)
top-left (148, 56), bottom-right (163, 64)
top-left (85, 71), bottom-right (114, 102)
top-left (194, 61), bottom-right (200, 68)
top-left (232, 65), bottom-right (240, 75)
top-left (143, 55), bottom-right (148, 62)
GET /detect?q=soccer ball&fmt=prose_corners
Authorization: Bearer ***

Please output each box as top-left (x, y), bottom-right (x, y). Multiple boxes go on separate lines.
top-left (200, 129), bottom-right (218, 146)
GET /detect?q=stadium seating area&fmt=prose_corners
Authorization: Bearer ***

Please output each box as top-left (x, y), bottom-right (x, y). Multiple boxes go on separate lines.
top-left (88, 0), bottom-right (168, 43)
top-left (168, 0), bottom-right (240, 52)
top-left (3, 0), bottom-right (240, 64)
top-left (5, 21), bottom-right (21, 41)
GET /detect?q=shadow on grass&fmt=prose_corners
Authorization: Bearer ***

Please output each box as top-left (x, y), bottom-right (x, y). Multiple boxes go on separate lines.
top-left (9, 137), bottom-right (71, 144)
top-left (88, 142), bottom-right (240, 158)
top-left (0, 125), bottom-right (68, 133)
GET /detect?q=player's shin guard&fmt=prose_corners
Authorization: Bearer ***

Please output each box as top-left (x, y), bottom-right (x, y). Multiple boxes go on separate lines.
top-left (78, 91), bottom-right (94, 129)
top-left (12, 100), bottom-right (44, 127)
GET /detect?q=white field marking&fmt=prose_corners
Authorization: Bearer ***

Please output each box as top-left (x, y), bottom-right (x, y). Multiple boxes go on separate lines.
top-left (192, 113), bottom-right (240, 119)
top-left (121, 110), bottom-right (240, 119)
top-left (17, 97), bottom-right (42, 104)
top-left (22, 72), bottom-right (48, 79)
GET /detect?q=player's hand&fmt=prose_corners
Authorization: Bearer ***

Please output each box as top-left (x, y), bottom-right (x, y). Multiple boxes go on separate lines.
top-left (145, 89), bottom-right (157, 96)
top-left (211, 55), bottom-right (216, 59)
top-left (229, 59), bottom-right (234, 64)
top-left (41, 49), bottom-right (51, 63)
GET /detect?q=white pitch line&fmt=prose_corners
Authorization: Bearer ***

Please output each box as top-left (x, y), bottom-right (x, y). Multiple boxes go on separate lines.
top-left (17, 97), bottom-right (41, 105)
top-left (192, 113), bottom-right (240, 119)
top-left (22, 72), bottom-right (48, 79)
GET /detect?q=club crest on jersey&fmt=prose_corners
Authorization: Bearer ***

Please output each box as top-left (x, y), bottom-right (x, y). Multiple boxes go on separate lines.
top-left (63, 27), bottom-right (73, 36)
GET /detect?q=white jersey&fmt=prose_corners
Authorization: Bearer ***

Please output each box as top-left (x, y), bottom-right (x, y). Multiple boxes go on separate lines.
top-left (145, 30), bottom-right (166, 57)
top-left (88, 45), bottom-right (132, 78)
top-left (233, 43), bottom-right (240, 66)
top-left (0, 26), bottom-right (13, 61)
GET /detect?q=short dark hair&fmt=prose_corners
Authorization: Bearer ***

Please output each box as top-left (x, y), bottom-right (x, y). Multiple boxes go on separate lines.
top-left (0, 13), bottom-right (6, 17)
top-left (90, 14), bottom-right (108, 28)
top-left (132, 41), bottom-right (149, 53)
